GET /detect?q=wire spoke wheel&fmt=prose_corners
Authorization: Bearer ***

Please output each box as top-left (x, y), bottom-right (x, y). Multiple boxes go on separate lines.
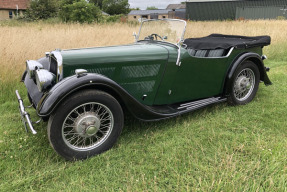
top-left (227, 61), bottom-right (260, 105)
top-left (233, 68), bottom-right (255, 101)
top-left (48, 90), bottom-right (123, 160)
top-left (62, 102), bottom-right (114, 151)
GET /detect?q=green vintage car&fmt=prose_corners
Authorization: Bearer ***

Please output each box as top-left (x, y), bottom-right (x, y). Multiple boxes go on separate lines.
top-left (16, 19), bottom-right (271, 160)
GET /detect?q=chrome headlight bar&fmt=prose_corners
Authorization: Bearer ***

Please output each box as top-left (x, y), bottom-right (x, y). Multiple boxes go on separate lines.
top-left (35, 69), bottom-right (56, 92)
top-left (26, 60), bottom-right (43, 78)
top-left (51, 51), bottom-right (63, 81)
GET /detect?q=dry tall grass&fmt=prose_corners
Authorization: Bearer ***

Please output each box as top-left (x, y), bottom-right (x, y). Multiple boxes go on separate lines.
top-left (0, 20), bottom-right (286, 84)
top-left (0, 22), bottom-right (137, 84)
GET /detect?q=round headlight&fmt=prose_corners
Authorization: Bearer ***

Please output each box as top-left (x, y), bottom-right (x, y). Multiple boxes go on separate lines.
top-left (26, 60), bottom-right (43, 78)
top-left (35, 69), bottom-right (56, 92)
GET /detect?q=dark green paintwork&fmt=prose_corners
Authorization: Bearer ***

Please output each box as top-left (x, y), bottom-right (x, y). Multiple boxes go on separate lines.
top-left (59, 42), bottom-right (263, 106)
top-left (61, 43), bottom-right (169, 105)
top-left (153, 46), bottom-right (262, 105)
top-left (168, 47), bottom-right (262, 104)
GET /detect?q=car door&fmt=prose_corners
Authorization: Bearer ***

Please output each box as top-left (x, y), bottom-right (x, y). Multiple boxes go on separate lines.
top-left (169, 48), bottom-right (231, 104)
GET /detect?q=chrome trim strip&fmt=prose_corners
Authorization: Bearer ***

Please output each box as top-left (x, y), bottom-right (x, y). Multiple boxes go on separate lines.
top-left (178, 97), bottom-right (219, 110)
top-left (190, 47), bottom-right (235, 59)
top-left (178, 97), bottom-right (218, 109)
top-left (186, 100), bottom-right (218, 110)
top-left (225, 47), bottom-right (234, 57)
top-left (176, 45), bottom-right (181, 66)
top-left (178, 97), bottom-right (227, 110)
top-left (186, 98), bottom-right (227, 110)
top-left (15, 90), bottom-right (37, 134)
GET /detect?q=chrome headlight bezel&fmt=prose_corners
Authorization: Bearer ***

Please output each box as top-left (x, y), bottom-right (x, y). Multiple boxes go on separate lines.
top-left (26, 60), bottom-right (43, 78)
top-left (35, 69), bottom-right (56, 92)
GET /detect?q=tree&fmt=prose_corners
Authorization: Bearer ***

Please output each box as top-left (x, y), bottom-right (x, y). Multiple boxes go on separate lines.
top-left (59, 0), bottom-right (101, 23)
top-left (146, 6), bottom-right (158, 10)
top-left (89, 0), bottom-right (103, 9)
top-left (24, 0), bottom-right (59, 20)
top-left (102, 0), bottom-right (130, 15)
top-left (130, 7), bottom-right (140, 11)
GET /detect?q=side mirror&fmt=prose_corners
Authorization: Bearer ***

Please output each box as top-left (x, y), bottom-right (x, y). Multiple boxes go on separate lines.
top-left (163, 36), bottom-right (168, 40)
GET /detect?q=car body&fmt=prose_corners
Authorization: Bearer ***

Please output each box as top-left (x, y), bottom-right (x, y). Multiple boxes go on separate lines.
top-left (16, 19), bottom-right (271, 160)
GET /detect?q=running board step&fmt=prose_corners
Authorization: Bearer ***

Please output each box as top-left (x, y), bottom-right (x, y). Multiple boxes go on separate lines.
top-left (177, 97), bottom-right (226, 111)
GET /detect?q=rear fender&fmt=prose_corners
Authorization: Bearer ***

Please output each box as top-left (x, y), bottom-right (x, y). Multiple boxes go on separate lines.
top-left (223, 52), bottom-right (272, 95)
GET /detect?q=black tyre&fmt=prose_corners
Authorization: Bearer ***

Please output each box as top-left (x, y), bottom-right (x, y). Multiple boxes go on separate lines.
top-left (227, 60), bottom-right (260, 105)
top-left (48, 90), bottom-right (124, 161)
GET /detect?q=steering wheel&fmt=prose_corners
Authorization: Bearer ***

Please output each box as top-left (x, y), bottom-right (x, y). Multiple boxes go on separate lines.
top-left (149, 33), bottom-right (164, 41)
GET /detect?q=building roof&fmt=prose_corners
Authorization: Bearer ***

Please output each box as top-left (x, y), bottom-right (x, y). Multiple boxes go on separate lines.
top-left (188, 0), bottom-right (242, 2)
top-left (0, 0), bottom-right (29, 10)
top-left (129, 9), bottom-right (171, 15)
top-left (166, 4), bottom-right (186, 10)
top-left (101, 11), bottom-right (110, 16)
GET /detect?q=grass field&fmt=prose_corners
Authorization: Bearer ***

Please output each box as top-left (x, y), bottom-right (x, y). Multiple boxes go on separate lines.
top-left (0, 20), bottom-right (286, 191)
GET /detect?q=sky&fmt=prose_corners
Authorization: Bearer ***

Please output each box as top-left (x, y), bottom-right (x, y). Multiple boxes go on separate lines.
top-left (129, 0), bottom-right (185, 10)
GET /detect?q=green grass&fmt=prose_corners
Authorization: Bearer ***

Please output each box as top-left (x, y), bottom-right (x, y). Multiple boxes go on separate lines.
top-left (1, 42), bottom-right (287, 191)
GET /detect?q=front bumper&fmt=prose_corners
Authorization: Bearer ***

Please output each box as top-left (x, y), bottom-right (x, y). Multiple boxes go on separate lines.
top-left (15, 90), bottom-right (37, 134)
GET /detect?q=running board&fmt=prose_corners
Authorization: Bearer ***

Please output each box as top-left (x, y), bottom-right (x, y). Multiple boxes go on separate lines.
top-left (127, 96), bottom-right (227, 121)
top-left (176, 97), bottom-right (226, 112)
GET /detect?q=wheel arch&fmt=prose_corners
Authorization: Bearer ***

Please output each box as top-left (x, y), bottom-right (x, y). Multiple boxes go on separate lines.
top-left (223, 52), bottom-right (272, 95)
top-left (246, 56), bottom-right (269, 84)
top-left (36, 73), bottom-right (166, 121)
top-left (73, 84), bottom-right (127, 113)
top-left (37, 74), bottom-right (128, 118)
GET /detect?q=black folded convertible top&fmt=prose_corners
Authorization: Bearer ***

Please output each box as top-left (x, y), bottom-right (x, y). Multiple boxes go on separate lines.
top-left (183, 34), bottom-right (271, 50)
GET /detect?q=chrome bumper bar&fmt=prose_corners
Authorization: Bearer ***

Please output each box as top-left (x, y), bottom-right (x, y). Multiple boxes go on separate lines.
top-left (15, 90), bottom-right (37, 134)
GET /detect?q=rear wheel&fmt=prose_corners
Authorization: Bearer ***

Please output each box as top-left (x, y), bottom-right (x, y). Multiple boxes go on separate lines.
top-left (48, 90), bottom-right (124, 160)
top-left (227, 61), bottom-right (260, 105)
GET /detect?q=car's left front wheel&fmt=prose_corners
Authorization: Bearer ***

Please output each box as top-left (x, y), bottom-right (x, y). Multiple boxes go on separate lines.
top-left (47, 90), bottom-right (124, 161)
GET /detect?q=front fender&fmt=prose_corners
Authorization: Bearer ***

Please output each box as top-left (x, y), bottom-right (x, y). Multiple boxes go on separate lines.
top-left (36, 73), bottom-right (173, 121)
top-left (223, 52), bottom-right (272, 95)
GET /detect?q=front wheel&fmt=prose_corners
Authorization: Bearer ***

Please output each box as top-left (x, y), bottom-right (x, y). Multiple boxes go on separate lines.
top-left (227, 60), bottom-right (260, 105)
top-left (48, 90), bottom-right (124, 160)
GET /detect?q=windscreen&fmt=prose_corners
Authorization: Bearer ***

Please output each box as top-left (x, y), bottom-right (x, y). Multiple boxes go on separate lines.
top-left (138, 20), bottom-right (186, 45)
